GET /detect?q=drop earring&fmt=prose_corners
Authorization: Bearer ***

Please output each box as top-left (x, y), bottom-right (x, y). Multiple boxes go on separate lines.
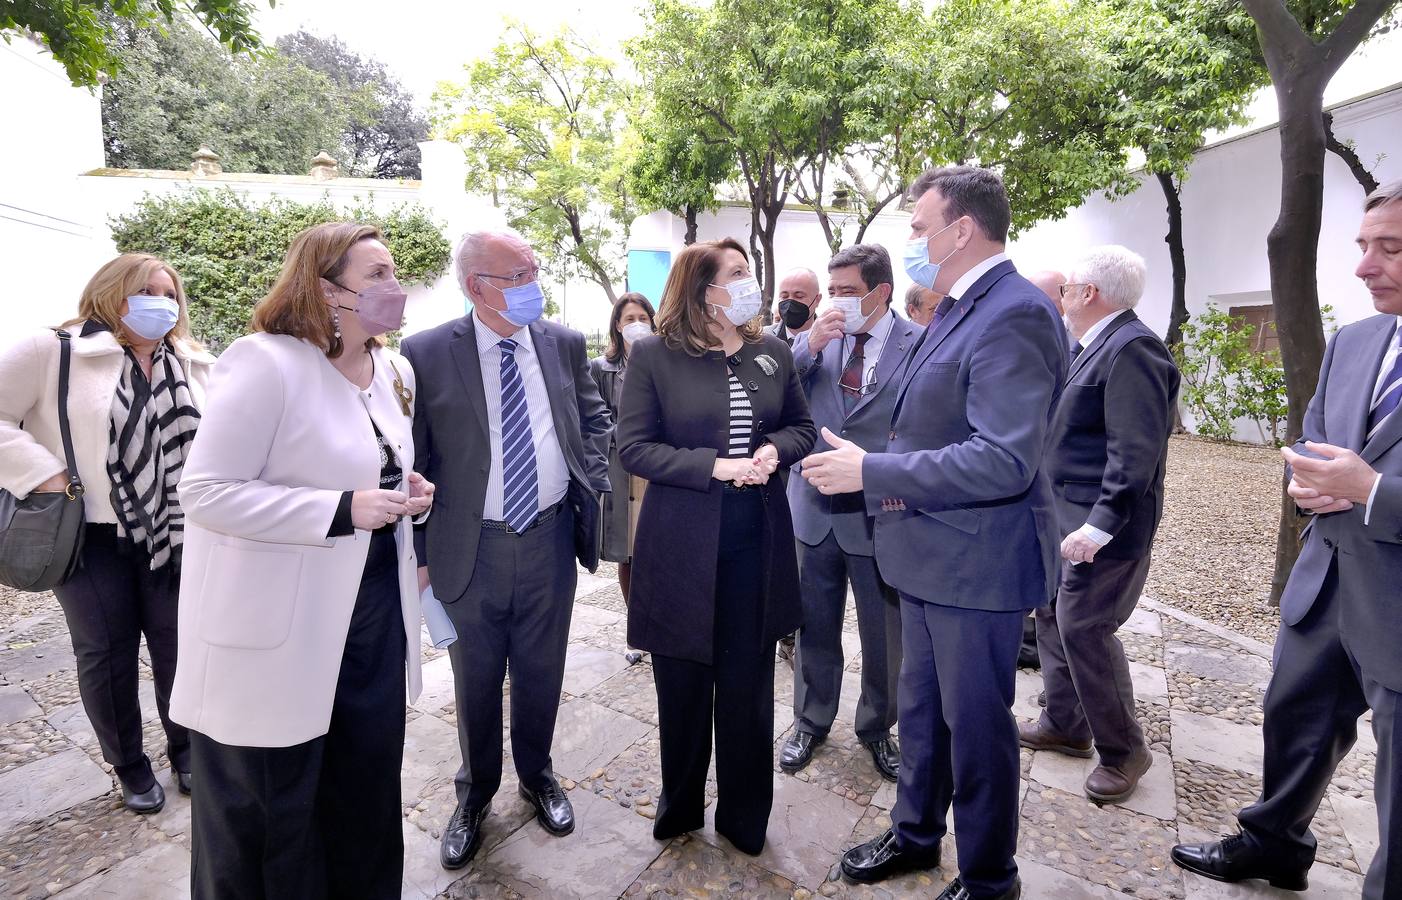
top-left (332, 306), bottom-right (341, 340)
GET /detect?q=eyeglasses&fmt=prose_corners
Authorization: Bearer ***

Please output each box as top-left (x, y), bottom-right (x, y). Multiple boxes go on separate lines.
top-left (474, 266), bottom-right (542, 287)
top-left (1058, 283), bottom-right (1089, 299)
top-left (839, 364), bottom-right (881, 397)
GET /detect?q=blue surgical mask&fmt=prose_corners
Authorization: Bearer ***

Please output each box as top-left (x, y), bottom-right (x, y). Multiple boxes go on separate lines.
top-left (709, 276), bottom-right (762, 326)
top-left (121, 295), bottom-right (179, 340)
top-left (903, 219), bottom-right (959, 290)
top-left (492, 281), bottom-right (545, 328)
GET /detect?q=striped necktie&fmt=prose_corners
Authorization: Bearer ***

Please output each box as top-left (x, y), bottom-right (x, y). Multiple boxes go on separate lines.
top-left (498, 338), bottom-right (539, 532)
top-left (1368, 332), bottom-right (1402, 441)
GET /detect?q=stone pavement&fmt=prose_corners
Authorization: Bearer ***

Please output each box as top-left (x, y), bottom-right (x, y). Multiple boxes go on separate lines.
top-left (0, 565), bottom-right (1380, 899)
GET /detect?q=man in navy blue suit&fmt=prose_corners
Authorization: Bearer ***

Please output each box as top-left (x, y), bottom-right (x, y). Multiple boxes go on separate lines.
top-left (803, 166), bottom-right (1066, 900)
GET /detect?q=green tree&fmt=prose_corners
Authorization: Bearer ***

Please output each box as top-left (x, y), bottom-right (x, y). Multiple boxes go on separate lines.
top-left (433, 24), bottom-right (635, 303)
top-left (2, 0), bottom-right (267, 87)
top-left (1103, 0), bottom-right (1267, 354)
top-left (627, 111), bottom-right (734, 246)
top-left (109, 189), bottom-right (450, 350)
top-left (277, 30), bottom-right (429, 179)
top-left (102, 16), bottom-right (371, 174)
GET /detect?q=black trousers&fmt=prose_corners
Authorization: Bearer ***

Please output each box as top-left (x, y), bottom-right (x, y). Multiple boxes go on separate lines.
top-left (52, 523), bottom-right (187, 789)
top-left (443, 504), bottom-right (576, 805)
top-left (652, 488), bottom-right (775, 856)
top-left (1036, 554), bottom-right (1151, 767)
top-left (1238, 559), bottom-right (1402, 900)
top-left (794, 531), bottom-right (900, 742)
top-left (189, 530), bottom-right (407, 900)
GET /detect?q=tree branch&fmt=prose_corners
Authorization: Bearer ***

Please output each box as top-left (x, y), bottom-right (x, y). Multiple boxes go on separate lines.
top-left (1323, 110), bottom-right (1380, 194)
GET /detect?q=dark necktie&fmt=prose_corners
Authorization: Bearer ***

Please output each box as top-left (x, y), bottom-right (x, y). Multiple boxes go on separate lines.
top-left (930, 295), bottom-right (958, 328)
top-left (1368, 335), bottom-right (1402, 441)
top-left (840, 332), bottom-right (870, 412)
top-left (498, 339), bottom-right (539, 532)
top-left (1070, 342), bottom-right (1084, 360)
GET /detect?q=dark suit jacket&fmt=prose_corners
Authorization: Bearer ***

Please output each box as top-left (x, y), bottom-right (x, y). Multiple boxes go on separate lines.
top-left (617, 333), bottom-right (816, 664)
top-left (863, 259), bottom-right (1067, 611)
top-left (402, 315), bottom-right (612, 603)
top-left (1281, 314), bottom-right (1402, 691)
top-left (1045, 310), bottom-right (1180, 560)
top-left (788, 315), bottom-right (922, 556)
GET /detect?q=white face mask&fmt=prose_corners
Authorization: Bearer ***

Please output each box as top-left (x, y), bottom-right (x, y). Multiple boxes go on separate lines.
top-left (827, 288), bottom-right (877, 334)
top-left (709, 276), bottom-right (762, 326)
top-left (620, 320), bottom-right (652, 345)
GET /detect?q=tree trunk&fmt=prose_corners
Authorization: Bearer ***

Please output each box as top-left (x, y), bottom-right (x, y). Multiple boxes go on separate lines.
top-left (1266, 69), bottom-right (1331, 605)
top-left (1323, 111), bottom-right (1380, 194)
top-left (683, 205), bottom-right (698, 245)
top-left (1157, 171), bottom-right (1189, 433)
top-left (758, 204), bottom-right (781, 321)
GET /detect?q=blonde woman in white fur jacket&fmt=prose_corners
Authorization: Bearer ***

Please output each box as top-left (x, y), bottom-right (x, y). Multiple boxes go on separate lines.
top-left (0, 253), bottom-right (213, 814)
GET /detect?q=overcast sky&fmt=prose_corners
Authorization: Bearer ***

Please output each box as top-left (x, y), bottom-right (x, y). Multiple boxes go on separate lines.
top-left (254, 0), bottom-right (1402, 139)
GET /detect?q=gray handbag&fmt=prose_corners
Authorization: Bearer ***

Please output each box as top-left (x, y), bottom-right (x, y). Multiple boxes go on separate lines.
top-left (0, 329), bottom-right (86, 591)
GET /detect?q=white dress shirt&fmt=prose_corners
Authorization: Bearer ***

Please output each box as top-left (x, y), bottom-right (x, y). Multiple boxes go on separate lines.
top-left (945, 251), bottom-right (1009, 303)
top-left (1363, 316), bottom-right (1402, 522)
top-left (473, 312), bottom-right (570, 520)
top-left (1070, 309), bottom-right (1132, 548)
top-left (840, 308), bottom-right (896, 389)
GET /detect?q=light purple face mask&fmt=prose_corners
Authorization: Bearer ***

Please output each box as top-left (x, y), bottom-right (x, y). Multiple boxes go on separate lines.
top-left (332, 278), bottom-right (408, 336)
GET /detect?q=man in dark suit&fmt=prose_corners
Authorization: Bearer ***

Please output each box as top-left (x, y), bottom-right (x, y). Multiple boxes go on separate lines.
top-left (804, 166), bottom-right (1066, 900)
top-left (1172, 182), bottom-right (1402, 899)
top-left (781, 244), bottom-right (918, 783)
top-left (767, 267), bottom-right (823, 346)
top-left (402, 228), bottom-right (611, 870)
top-left (1018, 245), bottom-right (1179, 805)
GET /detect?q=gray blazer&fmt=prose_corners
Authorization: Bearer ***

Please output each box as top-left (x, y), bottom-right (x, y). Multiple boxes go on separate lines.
top-left (787, 315), bottom-right (922, 556)
top-left (402, 315), bottom-right (612, 604)
top-left (1281, 313), bottom-right (1402, 692)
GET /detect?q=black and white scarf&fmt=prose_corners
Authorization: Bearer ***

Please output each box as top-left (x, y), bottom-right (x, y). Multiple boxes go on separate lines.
top-left (106, 344), bottom-right (201, 570)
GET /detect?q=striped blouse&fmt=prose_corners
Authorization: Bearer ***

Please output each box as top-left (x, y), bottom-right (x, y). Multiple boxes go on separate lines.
top-left (725, 370), bottom-right (754, 458)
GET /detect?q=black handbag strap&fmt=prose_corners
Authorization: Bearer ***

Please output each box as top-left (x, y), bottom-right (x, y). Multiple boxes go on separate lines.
top-left (52, 329), bottom-right (84, 499)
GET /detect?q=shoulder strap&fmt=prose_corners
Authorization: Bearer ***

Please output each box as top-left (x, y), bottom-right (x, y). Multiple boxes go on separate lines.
top-left (53, 330), bottom-right (85, 497)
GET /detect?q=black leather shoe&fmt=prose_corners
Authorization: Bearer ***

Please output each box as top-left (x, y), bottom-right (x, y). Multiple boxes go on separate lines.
top-left (175, 770), bottom-right (192, 796)
top-left (1017, 643), bottom-right (1041, 670)
top-left (936, 876), bottom-right (1021, 899)
top-left (779, 731), bottom-right (824, 773)
top-left (519, 778), bottom-right (575, 836)
top-left (440, 800), bottom-right (491, 870)
top-left (840, 829), bottom-right (940, 883)
top-left (1171, 833), bottom-right (1309, 891)
top-left (121, 780), bottom-right (165, 814)
top-left (863, 737), bottom-right (900, 781)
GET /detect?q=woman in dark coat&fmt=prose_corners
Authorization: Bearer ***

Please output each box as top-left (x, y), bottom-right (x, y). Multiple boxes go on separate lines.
top-left (587, 292), bottom-right (657, 602)
top-left (617, 237), bottom-right (815, 855)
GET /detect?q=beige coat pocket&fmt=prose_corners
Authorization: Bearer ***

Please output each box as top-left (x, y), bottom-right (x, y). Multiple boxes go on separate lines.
top-left (196, 543), bottom-right (301, 650)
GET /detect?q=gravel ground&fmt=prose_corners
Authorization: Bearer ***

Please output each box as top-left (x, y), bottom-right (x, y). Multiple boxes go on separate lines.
top-left (1147, 435), bottom-right (1284, 645)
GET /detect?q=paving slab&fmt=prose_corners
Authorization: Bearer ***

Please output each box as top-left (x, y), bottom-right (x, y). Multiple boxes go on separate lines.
top-left (1181, 862), bottom-right (1365, 898)
top-left (1170, 709), bottom-right (1264, 777)
top-left (0, 683), bottom-right (41, 725)
top-left (560, 644), bottom-right (631, 696)
top-left (572, 570), bottom-right (615, 600)
top-left (697, 771), bottom-right (865, 890)
top-left (1020, 856), bottom-right (1137, 898)
top-left (46, 680), bottom-right (158, 751)
top-left (1029, 748), bottom-right (1177, 821)
top-left (0, 748), bottom-right (112, 834)
top-left (477, 787), bottom-right (664, 898)
top-left (1329, 791), bottom-right (1379, 873)
top-left (400, 817), bottom-right (469, 900)
top-left (1164, 642), bottom-right (1272, 689)
top-left (549, 698), bottom-right (652, 783)
top-left (53, 840), bottom-right (190, 899)
top-left (1131, 660), bottom-right (1170, 703)
top-left (410, 654), bottom-right (457, 714)
top-left (1013, 667), bottom-right (1045, 720)
top-left (566, 603), bottom-right (624, 642)
top-left (401, 712), bottom-right (464, 805)
top-left (1124, 607), bottom-right (1163, 637)
top-left (0, 635), bottom-right (75, 683)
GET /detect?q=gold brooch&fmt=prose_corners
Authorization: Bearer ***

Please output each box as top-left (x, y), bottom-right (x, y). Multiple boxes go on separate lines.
top-left (388, 359), bottom-right (413, 416)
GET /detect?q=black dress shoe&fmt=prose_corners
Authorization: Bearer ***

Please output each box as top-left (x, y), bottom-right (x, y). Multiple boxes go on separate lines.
top-left (1017, 644), bottom-right (1041, 670)
top-left (175, 770), bottom-right (192, 796)
top-left (121, 780), bottom-right (165, 814)
top-left (1171, 833), bottom-right (1309, 891)
top-left (863, 737), bottom-right (900, 781)
top-left (440, 800), bottom-right (491, 870)
top-left (519, 778), bottom-right (575, 836)
top-left (840, 828), bottom-right (940, 883)
top-left (779, 731), bottom-right (824, 773)
top-left (936, 875), bottom-right (1021, 899)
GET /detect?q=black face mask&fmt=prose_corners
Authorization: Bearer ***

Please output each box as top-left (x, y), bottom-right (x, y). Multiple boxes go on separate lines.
top-left (778, 299), bottom-right (812, 330)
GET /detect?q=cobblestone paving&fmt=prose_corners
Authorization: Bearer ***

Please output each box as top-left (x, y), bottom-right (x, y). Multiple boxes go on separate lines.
top-left (0, 572), bottom-right (1379, 899)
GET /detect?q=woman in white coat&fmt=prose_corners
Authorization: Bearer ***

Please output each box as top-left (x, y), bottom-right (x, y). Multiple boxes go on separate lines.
top-left (171, 222), bottom-right (434, 899)
top-left (0, 253), bottom-right (212, 814)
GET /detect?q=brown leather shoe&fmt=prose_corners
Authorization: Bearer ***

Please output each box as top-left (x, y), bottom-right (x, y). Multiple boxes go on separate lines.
top-left (1085, 749), bottom-right (1153, 803)
top-left (1017, 720), bottom-right (1093, 758)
